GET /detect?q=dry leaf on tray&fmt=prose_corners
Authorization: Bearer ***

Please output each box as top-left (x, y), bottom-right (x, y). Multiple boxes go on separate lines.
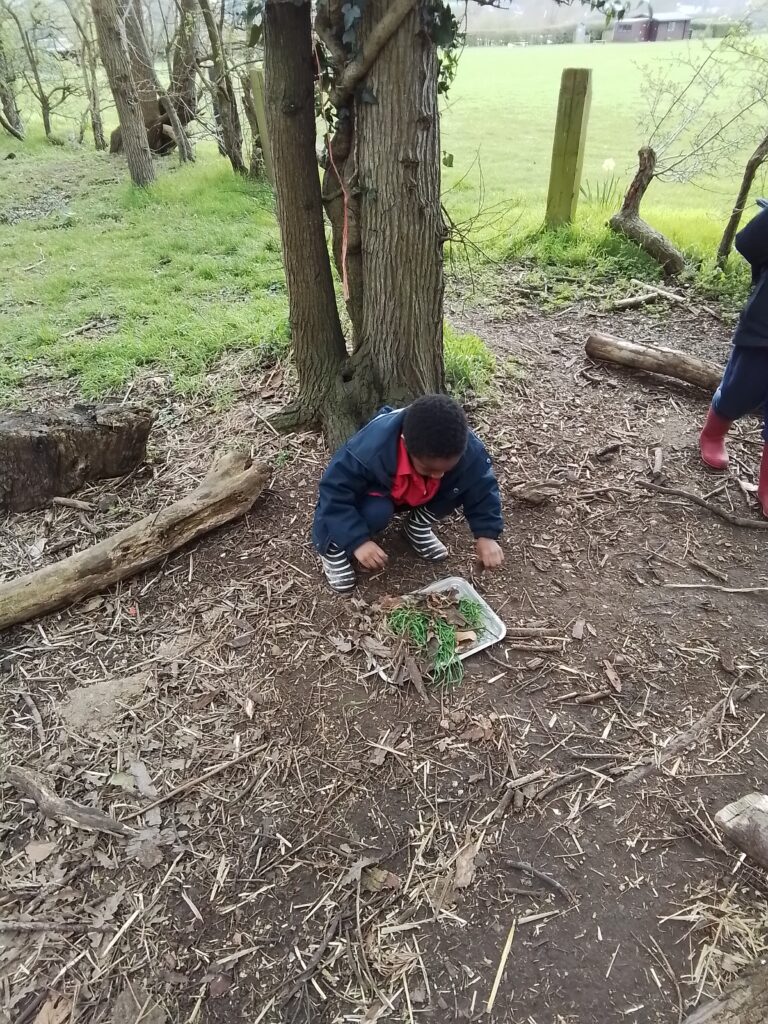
top-left (25, 840), bottom-right (57, 865)
top-left (32, 995), bottom-right (72, 1024)
top-left (341, 852), bottom-right (384, 887)
top-left (455, 630), bottom-right (477, 646)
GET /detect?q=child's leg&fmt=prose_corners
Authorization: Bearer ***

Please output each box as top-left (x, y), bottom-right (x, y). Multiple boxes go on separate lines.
top-left (319, 495), bottom-right (395, 594)
top-left (403, 505), bottom-right (449, 561)
top-left (702, 348), bottom-right (768, 469)
top-left (358, 495), bottom-right (396, 539)
top-left (713, 347), bottom-right (768, 421)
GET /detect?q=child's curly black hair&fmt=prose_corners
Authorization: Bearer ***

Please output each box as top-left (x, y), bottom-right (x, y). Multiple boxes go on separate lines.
top-left (402, 394), bottom-right (468, 460)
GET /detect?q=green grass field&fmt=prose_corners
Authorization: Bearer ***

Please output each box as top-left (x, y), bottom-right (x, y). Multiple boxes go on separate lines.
top-left (0, 39), bottom-right (759, 401)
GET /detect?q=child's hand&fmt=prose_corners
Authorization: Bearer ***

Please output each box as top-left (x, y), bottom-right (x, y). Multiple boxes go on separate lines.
top-left (475, 538), bottom-right (504, 570)
top-left (354, 541), bottom-right (389, 571)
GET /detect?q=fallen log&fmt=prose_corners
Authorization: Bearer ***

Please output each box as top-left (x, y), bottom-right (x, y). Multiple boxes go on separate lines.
top-left (0, 405), bottom-right (155, 512)
top-left (0, 452), bottom-right (269, 632)
top-left (683, 961), bottom-right (768, 1022)
top-left (715, 793), bottom-right (768, 871)
top-left (585, 332), bottom-right (723, 393)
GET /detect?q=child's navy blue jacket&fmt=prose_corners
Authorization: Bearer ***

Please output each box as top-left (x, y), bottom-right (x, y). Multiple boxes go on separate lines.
top-left (733, 203), bottom-right (768, 349)
top-left (312, 406), bottom-right (503, 555)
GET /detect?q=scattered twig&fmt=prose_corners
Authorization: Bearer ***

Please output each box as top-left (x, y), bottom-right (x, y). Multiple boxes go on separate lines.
top-left (6, 766), bottom-right (135, 837)
top-left (638, 479), bottom-right (768, 530)
top-left (122, 746), bottom-right (267, 821)
top-left (0, 919), bottom-right (116, 933)
top-left (664, 583), bottom-right (768, 596)
top-left (504, 860), bottom-right (574, 902)
top-left (619, 686), bottom-right (757, 787)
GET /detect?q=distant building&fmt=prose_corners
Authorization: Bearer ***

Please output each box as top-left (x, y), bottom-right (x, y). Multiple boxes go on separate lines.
top-left (612, 13), bottom-right (693, 42)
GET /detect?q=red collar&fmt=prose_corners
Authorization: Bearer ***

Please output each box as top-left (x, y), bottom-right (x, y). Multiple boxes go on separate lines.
top-left (391, 437), bottom-right (440, 506)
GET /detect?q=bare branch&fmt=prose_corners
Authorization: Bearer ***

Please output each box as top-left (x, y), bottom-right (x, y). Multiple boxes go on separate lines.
top-left (330, 0), bottom-right (417, 107)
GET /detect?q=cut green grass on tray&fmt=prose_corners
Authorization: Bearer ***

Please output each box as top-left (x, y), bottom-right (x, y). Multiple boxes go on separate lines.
top-left (387, 594), bottom-right (486, 688)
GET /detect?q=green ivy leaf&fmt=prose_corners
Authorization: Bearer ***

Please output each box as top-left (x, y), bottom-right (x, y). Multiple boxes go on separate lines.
top-left (442, 151), bottom-right (454, 168)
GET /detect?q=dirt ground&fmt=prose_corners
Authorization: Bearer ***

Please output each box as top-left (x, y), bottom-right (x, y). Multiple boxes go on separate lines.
top-left (2, 290), bottom-right (768, 1024)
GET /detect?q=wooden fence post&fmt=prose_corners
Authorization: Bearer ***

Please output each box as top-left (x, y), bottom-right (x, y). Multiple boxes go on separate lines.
top-left (249, 65), bottom-right (274, 186)
top-left (545, 67), bottom-right (592, 228)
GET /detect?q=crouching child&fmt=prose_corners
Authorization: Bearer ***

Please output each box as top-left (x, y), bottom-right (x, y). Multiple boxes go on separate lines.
top-left (311, 395), bottom-right (504, 594)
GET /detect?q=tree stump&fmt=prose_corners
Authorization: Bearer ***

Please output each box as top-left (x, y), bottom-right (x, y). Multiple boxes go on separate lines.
top-left (683, 962), bottom-right (768, 1023)
top-left (0, 405), bottom-right (155, 512)
top-left (715, 793), bottom-right (768, 871)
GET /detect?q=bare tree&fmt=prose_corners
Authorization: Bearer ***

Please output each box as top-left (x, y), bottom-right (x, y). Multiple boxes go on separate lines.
top-left (716, 37), bottom-right (768, 268)
top-left (169, 0), bottom-right (199, 124)
top-left (64, 0), bottom-right (106, 149)
top-left (91, 0), bottom-right (155, 185)
top-left (611, 30), bottom-right (768, 275)
top-left (122, 0), bottom-right (194, 161)
top-left (240, 68), bottom-right (264, 178)
top-left (0, 23), bottom-right (23, 137)
top-left (2, 0), bottom-right (80, 143)
top-left (197, 0), bottom-right (245, 174)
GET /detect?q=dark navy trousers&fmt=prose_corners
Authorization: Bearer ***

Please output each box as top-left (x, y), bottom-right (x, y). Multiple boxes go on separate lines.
top-left (713, 347), bottom-right (768, 441)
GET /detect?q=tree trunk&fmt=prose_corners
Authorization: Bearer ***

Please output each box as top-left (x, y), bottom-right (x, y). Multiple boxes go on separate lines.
top-left (197, 0), bottom-right (245, 174)
top-left (40, 97), bottom-right (52, 139)
top-left (87, 50), bottom-right (107, 149)
top-left (683, 962), bottom-right (768, 1023)
top-left (91, 0), bottom-right (156, 186)
top-left (717, 135), bottom-right (768, 269)
top-left (264, 0), bottom-right (352, 441)
top-left (170, 0), bottom-right (199, 125)
top-left (123, 0), bottom-right (193, 162)
top-left (0, 32), bottom-right (23, 137)
top-left (609, 146), bottom-right (686, 277)
top-left (0, 107), bottom-right (22, 139)
top-left (240, 69), bottom-right (264, 178)
top-left (351, 0), bottom-right (445, 412)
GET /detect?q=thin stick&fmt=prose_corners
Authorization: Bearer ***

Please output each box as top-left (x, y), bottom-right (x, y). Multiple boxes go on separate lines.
top-left (0, 920), bottom-right (115, 933)
top-left (504, 860), bottom-right (574, 901)
top-left (486, 919), bottom-right (516, 1014)
top-left (638, 480), bottom-right (768, 530)
top-left (122, 746), bottom-right (266, 821)
top-left (664, 583), bottom-right (768, 595)
top-left (705, 712), bottom-right (766, 766)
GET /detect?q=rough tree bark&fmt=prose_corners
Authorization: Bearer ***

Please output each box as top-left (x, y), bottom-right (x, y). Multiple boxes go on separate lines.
top-left (170, 0), bottom-right (199, 124)
top-left (683, 962), bottom-right (768, 1023)
top-left (0, 30), bottom-right (23, 137)
top-left (91, 0), bottom-right (155, 185)
top-left (351, 0), bottom-right (445, 414)
top-left (609, 146), bottom-right (686, 277)
top-left (264, 0), bottom-right (352, 442)
top-left (197, 0), bottom-right (245, 174)
top-left (265, 0), bottom-right (446, 444)
top-left (717, 134), bottom-right (768, 269)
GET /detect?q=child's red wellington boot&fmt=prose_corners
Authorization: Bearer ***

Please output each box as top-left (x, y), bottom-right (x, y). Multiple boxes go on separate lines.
top-left (699, 407), bottom-right (732, 471)
top-left (759, 444), bottom-right (768, 518)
